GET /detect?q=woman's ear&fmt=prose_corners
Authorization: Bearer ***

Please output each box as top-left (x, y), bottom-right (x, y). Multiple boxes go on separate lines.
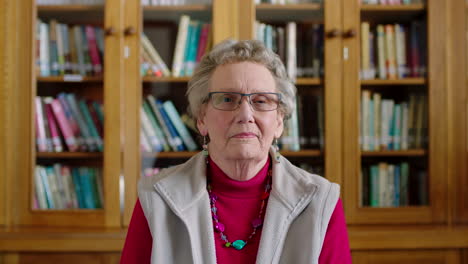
top-left (274, 112), bottom-right (284, 138)
top-left (197, 117), bottom-right (208, 136)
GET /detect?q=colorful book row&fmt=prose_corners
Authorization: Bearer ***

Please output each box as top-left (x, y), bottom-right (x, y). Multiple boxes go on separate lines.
top-left (169, 15), bottom-right (212, 77)
top-left (34, 164), bottom-right (103, 210)
top-left (141, 95), bottom-right (198, 152)
top-left (281, 94), bottom-right (324, 151)
top-left (360, 21), bottom-right (427, 80)
top-left (361, 162), bottom-right (428, 207)
top-left (361, 0), bottom-right (424, 4)
top-left (360, 91), bottom-right (427, 151)
top-left (35, 93), bottom-right (104, 153)
top-left (255, 21), bottom-right (324, 79)
top-left (36, 19), bottom-right (104, 77)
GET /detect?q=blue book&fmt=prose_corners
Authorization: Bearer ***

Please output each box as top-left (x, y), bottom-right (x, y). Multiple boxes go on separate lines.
top-left (39, 166), bottom-right (54, 209)
top-left (162, 100), bottom-right (198, 151)
top-left (394, 165), bottom-right (401, 207)
top-left (185, 21), bottom-right (201, 76)
top-left (369, 165), bottom-right (380, 207)
top-left (182, 21), bottom-right (194, 77)
top-left (156, 100), bottom-right (185, 151)
top-left (71, 167), bottom-right (85, 209)
top-left (79, 167), bottom-right (96, 209)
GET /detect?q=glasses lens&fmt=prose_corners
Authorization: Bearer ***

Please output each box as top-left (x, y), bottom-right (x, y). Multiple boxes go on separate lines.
top-left (250, 93), bottom-right (279, 111)
top-left (211, 93), bottom-right (241, 110)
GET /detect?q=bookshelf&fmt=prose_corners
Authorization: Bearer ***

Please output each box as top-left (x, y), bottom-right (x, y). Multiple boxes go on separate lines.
top-left (1, 0), bottom-right (468, 262)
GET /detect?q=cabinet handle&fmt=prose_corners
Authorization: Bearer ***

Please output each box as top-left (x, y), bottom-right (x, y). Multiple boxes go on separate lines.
top-left (105, 27), bottom-right (116, 36)
top-left (343, 29), bottom-right (357, 38)
top-left (326, 29), bottom-right (342, 38)
top-left (124, 26), bottom-right (136, 36)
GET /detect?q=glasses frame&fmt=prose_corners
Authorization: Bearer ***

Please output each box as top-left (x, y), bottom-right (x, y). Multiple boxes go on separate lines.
top-left (207, 91), bottom-right (282, 112)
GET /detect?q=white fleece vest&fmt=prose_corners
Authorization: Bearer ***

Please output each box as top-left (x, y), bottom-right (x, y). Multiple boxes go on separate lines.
top-left (138, 148), bottom-right (340, 264)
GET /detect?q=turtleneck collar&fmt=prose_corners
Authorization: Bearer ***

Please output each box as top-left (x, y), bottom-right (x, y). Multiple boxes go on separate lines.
top-left (207, 156), bottom-right (270, 199)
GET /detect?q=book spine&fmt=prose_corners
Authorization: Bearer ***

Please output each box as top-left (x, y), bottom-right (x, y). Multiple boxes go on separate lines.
top-left (51, 99), bottom-right (79, 152)
top-left (172, 15), bottom-right (190, 77)
top-left (361, 22), bottom-right (370, 80)
top-left (195, 23), bottom-right (210, 63)
top-left (39, 166), bottom-right (54, 209)
top-left (44, 98), bottom-right (64, 152)
top-left (85, 25), bottom-right (103, 75)
top-left (78, 99), bottom-right (104, 151)
top-left (185, 21), bottom-right (201, 76)
top-left (143, 101), bottom-right (169, 151)
top-left (376, 25), bottom-right (387, 79)
top-left (369, 165), bottom-right (379, 207)
top-left (147, 95), bottom-right (177, 151)
top-left (156, 100), bottom-right (185, 151)
top-left (35, 97), bottom-right (48, 152)
top-left (34, 166), bottom-right (48, 209)
top-left (162, 101), bottom-right (198, 151)
top-left (39, 22), bottom-right (51, 77)
top-left (140, 105), bottom-right (163, 152)
top-left (286, 22), bottom-right (297, 81)
top-left (60, 93), bottom-right (90, 151)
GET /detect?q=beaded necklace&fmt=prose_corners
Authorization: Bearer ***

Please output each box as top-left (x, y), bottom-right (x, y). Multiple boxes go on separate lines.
top-left (207, 166), bottom-right (272, 250)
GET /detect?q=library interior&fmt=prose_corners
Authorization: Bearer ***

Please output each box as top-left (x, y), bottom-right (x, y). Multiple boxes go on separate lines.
top-left (1, 0), bottom-right (468, 263)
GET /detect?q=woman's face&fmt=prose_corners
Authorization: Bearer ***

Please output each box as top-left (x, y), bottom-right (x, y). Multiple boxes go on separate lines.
top-left (197, 62), bottom-right (284, 162)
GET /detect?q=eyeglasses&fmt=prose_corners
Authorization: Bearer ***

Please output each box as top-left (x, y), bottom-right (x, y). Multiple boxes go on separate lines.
top-left (208, 92), bottom-right (281, 112)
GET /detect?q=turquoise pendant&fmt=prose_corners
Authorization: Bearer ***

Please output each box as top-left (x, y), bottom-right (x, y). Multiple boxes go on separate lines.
top-left (232, 240), bottom-right (246, 250)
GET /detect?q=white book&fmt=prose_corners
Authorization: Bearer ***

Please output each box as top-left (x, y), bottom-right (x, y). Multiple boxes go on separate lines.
top-left (361, 22), bottom-right (370, 80)
top-left (392, 104), bottom-right (402, 150)
top-left (35, 97), bottom-right (48, 152)
top-left (34, 167), bottom-right (48, 209)
top-left (140, 107), bottom-right (162, 151)
top-left (141, 33), bottom-right (171, 76)
top-left (39, 22), bottom-right (50, 77)
top-left (361, 90), bottom-right (371, 150)
top-left (376, 25), bottom-right (386, 79)
top-left (171, 15), bottom-right (190, 77)
top-left (378, 162), bottom-right (388, 207)
top-left (394, 24), bottom-right (407, 78)
top-left (373, 92), bottom-right (381, 150)
top-left (140, 130), bottom-right (152, 153)
top-left (286, 22), bottom-right (297, 81)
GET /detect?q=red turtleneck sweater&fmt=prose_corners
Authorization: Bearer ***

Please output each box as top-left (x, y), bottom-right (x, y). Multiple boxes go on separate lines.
top-left (120, 158), bottom-right (351, 263)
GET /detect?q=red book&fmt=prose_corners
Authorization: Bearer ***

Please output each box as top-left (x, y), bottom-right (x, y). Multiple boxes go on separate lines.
top-left (85, 26), bottom-right (102, 76)
top-left (50, 99), bottom-right (79, 152)
top-left (44, 98), bottom-right (64, 152)
top-left (195, 23), bottom-right (210, 63)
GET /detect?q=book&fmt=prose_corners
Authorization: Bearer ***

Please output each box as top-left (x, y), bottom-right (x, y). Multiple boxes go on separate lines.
top-left (44, 97), bottom-right (64, 152)
top-left (156, 100), bottom-right (185, 151)
top-left (50, 98), bottom-right (79, 152)
top-left (162, 100), bottom-right (198, 151)
top-left (172, 15), bottom-right (190, 77)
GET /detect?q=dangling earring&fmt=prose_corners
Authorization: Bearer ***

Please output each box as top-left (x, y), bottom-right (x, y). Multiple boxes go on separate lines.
top-left (273, 138), bottom-right (281, 163)
top-left (202, 135), bottom-right (209, 164)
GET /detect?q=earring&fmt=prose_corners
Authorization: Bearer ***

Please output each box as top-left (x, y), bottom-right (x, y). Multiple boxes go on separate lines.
top-left (273, 138), bottom-right (281, 163)
top-left (202, 135), bottom-right (209, 164)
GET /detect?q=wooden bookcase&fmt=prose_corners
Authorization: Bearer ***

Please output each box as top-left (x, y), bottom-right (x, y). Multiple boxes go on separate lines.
top-left (1, 0), bottom-right (468, 262)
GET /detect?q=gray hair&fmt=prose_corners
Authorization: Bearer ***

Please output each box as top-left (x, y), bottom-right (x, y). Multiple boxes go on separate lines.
top-left (186, 39), bottom-right (297, 122)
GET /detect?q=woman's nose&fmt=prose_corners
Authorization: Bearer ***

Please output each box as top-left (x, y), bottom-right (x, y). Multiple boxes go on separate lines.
top-left (235, 96), bottom-right (255, 122)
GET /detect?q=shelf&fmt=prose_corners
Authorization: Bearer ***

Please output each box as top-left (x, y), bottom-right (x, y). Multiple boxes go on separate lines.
top-left (256, 3), bottom-right (322, 10)
top-left (37, 5), bottom-right (104, 12)
top-left (256, 3), bottom-right (323, 22)
top-left (142, 76), bottom-right (191, 83)
top-left (280, 149), bottom-right (322, 157)
top-left (360, 4), bottom-right (426, 12)
top-left (143, 4), bottom-right (211, 12)
top-left (361, 78), bottom-right (426, 85)
top-left (36, 152), bottom-right (103, 159)
top-left (37, 76), bottom-right (103, 83)
top-left (143, 5), bottom-right (212, 22)
top-left (361, 149), bottom-right (426, 157)
top-left (295, 77), bottom-right (322, 85)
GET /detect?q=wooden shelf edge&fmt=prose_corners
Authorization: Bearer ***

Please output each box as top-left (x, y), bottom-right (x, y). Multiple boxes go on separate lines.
top-left (361, 149), bottom-right (426, 157)
top-left (37, 76), bottom-right (103, 83)
top-left (348, 226), bottom-right (468, 250)
top-left (36, 152), bottom-right (103, 159)
top-left (360, 4), bottom-right (426, 11)
top-left (143, 4), bottom-right (211, 12)
top-left (361, 78), bottom-right (426, 85)
top-left (37, 5), bottom-right (104, 12)
top-left (256, 3), bottom-right (322, 10)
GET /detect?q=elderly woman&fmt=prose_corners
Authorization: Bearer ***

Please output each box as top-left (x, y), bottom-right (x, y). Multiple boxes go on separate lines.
top-left (121, 39), bottom-right (351, 263)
